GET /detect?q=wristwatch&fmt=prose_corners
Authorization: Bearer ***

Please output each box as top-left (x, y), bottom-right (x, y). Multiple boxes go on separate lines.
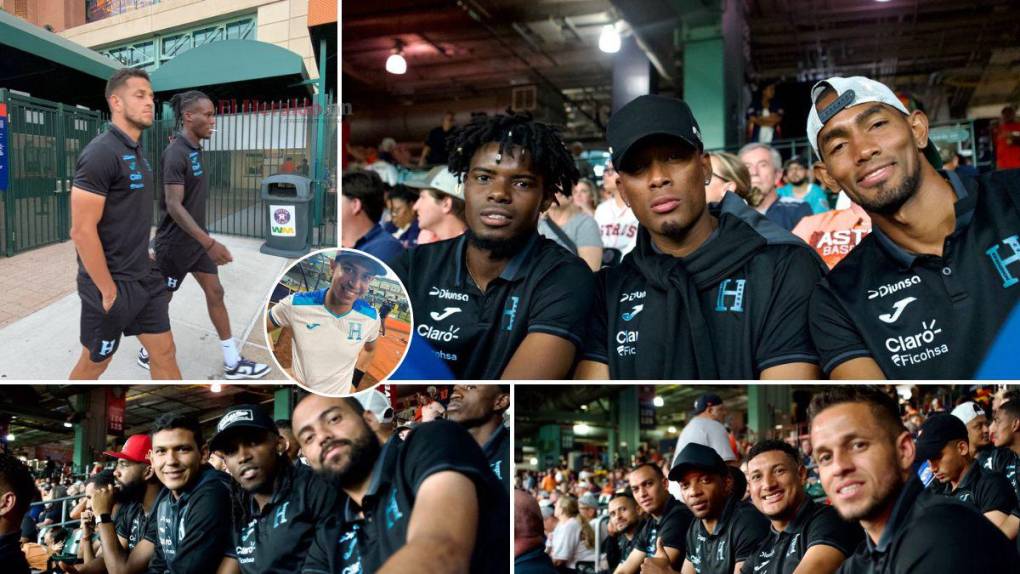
top-left (97, 513), bottom-right (113, 525)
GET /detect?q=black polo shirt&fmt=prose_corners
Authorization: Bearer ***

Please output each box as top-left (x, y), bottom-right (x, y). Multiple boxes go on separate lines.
top-left (72, 124), bottom-right (155, 281)
top-left (482, 422), bottom-right (510, 491)
top-left (607, 521), bottom-right (645, 571)
top-left (983, 446), bottom-right (1020, 505)
top-left (583, 194), bottom-right (824, 379)
top-left (154, 133), bottom-right (208, 257)
top-left (810, 170), bottom-right (1020, 378)
top-left (226, 460), bottom-right (340, 573)
top-left (740, 499), bottom-right (861, 574)
top-left (115, 500), bottom-right (150, 550)
top-left (0, 531), bottom-right (29, 574)
top-left (391, 233), bottom-right (594, 379)
top-left (633, 496), bottom-right (694, 563)
top-left (837, 476), bottom-right (1016, 573)
top-left (143, 466), bottom-right (234, 574)
top-left (930, 459), bottom-right (1019, 517)
top-left (685, 497), bottom-right (770, 574)
top-left (302, 420), bottom-right (509, 574)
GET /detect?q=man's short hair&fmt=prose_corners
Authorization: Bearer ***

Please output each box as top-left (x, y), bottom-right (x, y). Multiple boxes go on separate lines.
top-left (342, 170), bottom-right (386, 224)
top-left (738, 142), bottom-right (783, 171)
top-left (86, 469), bottom-right (117, 489)
top-left (610, 492), bottom-right (637, 505)
top-left (628, 462), bottom-right (664, 480)
top-left (151, 413), bottom-right (204, 448)
top-left (105, 67), bottom-right (151, 100)
top-left (275, 419), bottom-right (292, 432)
top-left (0, 453), bottom-right (37, 516)
top-left (747, 439), bottom-right (801, 467)
top-left (1000, 400), bottom-right (1020, 424)
top-left (808, 386), bottom-right (906, 440)
top-left (48, 526), bottom-right (69, 545)
top-left (387, 184), bottom-right (419, 205)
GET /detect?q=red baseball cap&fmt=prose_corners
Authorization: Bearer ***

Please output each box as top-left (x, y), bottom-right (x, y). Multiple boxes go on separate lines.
top-left (103, 434), bottom-right (151, 464)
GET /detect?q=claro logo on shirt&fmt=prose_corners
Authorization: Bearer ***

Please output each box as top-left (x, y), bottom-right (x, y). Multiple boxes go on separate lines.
top-left (885, 318), bottom-right (949, 367)
top-left (121, 154), bottom-right (145, 190)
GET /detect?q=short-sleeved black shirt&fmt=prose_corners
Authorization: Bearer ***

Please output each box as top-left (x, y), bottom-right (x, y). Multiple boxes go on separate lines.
top-left (982, 446), bottom-right (1020, 506)
top-left (143, 466), bottom-right (234, 574)
top-left (73, 124), bottom-right (155, 281)
top-left (226, 460), bottom-right (340, 573)
top-left (810, 170), bottom-right (1020, 378)
top-left (837, 476), bottom-right (1016, 573)
top-left (633, 496), bottom-right (694, 564)
top-left (115, 500), bottom-right (150, 550)
top-left (303, 420), bottom-right (509, 574)
top-left (685, 497), bottom-right (771, 574)
top-left (391, 233), bottom-right (594, 379)
top-left (583, 194), bottom-right (823, 379)
top-left (740, 499), bottom-right (861, 574)
top-left (482, 423), bottom-right (510, 491)
top-left (607, 523), bottom-right (645, 571)
top-left (154, 133), bottom-right (208, 258)
top-left (424, 126), bottom-right (450, 165)
top-left (930, 459), bottom-right (1019, 516)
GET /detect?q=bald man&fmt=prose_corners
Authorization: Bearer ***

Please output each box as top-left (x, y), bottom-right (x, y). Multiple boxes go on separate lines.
top-left (516, 489), bottom-right (557, 574)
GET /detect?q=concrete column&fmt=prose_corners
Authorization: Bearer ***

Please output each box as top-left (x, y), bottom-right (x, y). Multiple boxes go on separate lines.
top-left (273, 388), bottom-right (293, 421)
top-left (537, 424), bottom-right (561, 471)
top-left (72, 388), bottom-right (108, 474)
top-left (747, 385), bottom-right (792, 440)
top-left (618, 386), bottom-right (640, 465)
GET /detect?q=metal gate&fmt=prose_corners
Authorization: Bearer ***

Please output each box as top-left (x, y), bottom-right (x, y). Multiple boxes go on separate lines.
top-left (0, 89), bottom-right (104, 256)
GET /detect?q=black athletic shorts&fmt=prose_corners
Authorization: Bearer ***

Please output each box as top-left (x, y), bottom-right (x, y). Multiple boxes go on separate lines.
top-left (155, 244), bottom-right (217, 292)
top-left (78, 267), bottom-right (171, 362)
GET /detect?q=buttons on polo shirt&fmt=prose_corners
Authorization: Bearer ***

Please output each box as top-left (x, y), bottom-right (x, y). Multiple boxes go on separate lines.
top-left (942, 266), bottom-right (952, 276)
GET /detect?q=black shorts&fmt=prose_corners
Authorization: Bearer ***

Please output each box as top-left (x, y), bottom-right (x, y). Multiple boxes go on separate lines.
top-left (78, 268), bottom-right (171, 362)
top-left (155, 245), bottom-right (216, 292)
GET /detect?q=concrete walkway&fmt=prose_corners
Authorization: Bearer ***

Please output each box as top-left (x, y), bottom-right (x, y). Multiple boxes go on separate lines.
top-left (0, 234), bottom-right (295, 381)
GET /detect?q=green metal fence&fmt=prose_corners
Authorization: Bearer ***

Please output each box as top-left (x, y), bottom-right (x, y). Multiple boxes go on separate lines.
top-left (0, 90), bottom-right (337, 257)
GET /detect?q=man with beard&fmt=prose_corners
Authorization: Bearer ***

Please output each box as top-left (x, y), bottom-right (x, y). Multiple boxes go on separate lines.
top-left (144, 413), bottom-right (234, 573)
top-left (209, 404), bottom-right (340, 573)
top-left (294, 394), bottom-right (509, 573)
top-left (61, 435), bottom-right (163, 574)
top-left (137, 90), bottom-right (268, 379)
top-left (741, 440), bottom-right (860, 574)
top-left (447, 384), bottom-right (510, 489)
top-left (605, 493), bottom-right (645, 572)
top-left (390, 112), bottom-right (595, 379)
top-left (776, 156), bottom-right (831, 214)
top-left (69, 68), bottom-right (180, 379)
top-left (577, 95), bottom-right (824, 380)
top-left (951, 401), bottom-right (994, 464)
top-left (916, 413), bottom-right (1020, 540)
top-left (806, 76), bottom-right (1020, 379)
top-left (613, 463), bottom-right (693, 574)
top-left (664, 444), bottom-right (769, 574)
top-left (809, 386), bottom-right (1016, 572)
top-left (269, 250), bottom-right (383, 394)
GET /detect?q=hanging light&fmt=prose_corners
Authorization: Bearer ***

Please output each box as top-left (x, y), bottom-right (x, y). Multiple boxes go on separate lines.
top-left (574, 423), bottom-right (591, 434)
top-left (63, 422), bottom-right (73, 428)
top-left (4, 434), bottom-right (14, 441)
top-left (668, 426), bottom-right (677, 434)
top-left (653, 396), bottom-right (665, 407)
top-left (386, 40), bottom-right (407, 75)
top-left (599, 23), bottom-right (621, 54)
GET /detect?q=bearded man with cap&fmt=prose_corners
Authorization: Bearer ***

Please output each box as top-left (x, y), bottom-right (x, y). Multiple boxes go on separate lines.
top-left (210, 404), bottom-right (340, 573)
top-left (268, 249), bottom-right (385, 394)
top-left (576, 94), bottom-right (825, 380)
top-left (806, 76), bottom-right (1020, 379)
top-left (917, 412), bottom-right (1020, 540)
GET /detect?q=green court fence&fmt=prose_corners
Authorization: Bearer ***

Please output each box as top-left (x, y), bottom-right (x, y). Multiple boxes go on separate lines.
top-left (0, 89), bottom-right (337, 257)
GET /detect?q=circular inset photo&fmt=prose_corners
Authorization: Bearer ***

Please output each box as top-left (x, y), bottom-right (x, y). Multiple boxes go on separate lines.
top-left (264, 248), bottom-right (412, 395)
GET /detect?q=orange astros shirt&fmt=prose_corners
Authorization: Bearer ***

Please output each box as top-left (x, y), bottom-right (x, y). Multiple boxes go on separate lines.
top-left (792, 203), bottom-right (872, 269)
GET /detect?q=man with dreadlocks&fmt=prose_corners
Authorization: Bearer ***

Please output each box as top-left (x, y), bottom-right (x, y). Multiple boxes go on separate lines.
top-left (69, 68), bottom-right (181, 379)
top-left (139, 90), bottom-right (270, 379)
top-left (390, 112), bottom-right (595, 379)
top-left (576, 95), bottom-right (825, 380)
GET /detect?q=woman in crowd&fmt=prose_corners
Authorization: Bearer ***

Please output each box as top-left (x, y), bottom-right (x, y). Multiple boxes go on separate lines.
top-left (549, 496), bottom-right (597, 574)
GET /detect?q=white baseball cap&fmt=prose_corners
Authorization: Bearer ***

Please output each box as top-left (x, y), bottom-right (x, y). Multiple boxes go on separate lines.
top-left (951, 401), bottom-right (986, 426)
top-left (404, 166), bottom-right (464, 200)
top-left (806, 76), bottom-right (941, 168)
top-left (353, 389), bottom-right (393, 424)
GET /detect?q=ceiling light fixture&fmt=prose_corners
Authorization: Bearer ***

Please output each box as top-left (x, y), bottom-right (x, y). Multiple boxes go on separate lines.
top-left (386, 39), bottom-right (408, 75)
top-left (653, 396), bottom-right (665, 407)
top-left (211, 383), bottom-right (222, 393)
top-left (599, 23), bottom-right (621, 54)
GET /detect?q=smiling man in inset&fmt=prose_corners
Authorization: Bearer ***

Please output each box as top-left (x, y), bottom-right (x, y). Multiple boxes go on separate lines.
top-left (806, 76), bottom-right (1020, 379)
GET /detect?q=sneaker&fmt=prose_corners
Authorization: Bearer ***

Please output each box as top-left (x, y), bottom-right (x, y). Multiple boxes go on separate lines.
top-left (224, 357), bottom-right (270, 380)
top-left (137, 349), bottom-right (150, 371)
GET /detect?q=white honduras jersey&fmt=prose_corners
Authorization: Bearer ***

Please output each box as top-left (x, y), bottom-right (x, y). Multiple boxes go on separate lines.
top-left (269, 289), bottom-right (380, 395)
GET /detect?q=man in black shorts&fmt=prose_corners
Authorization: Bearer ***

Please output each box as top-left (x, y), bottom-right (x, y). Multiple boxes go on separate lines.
top-left (68, 68), bottom-right (180, 379)
top-left (390, 112), bottom-right (595, 379)
top-left (809, 386), bottom-right (1017, 571)
top-left (576, 95), bottom-right (824, 380)
top-left (666, 444), bottom-right (769, 574)
top-left (293, 393), bottom-right (509, 573)
top-left (614, 463), bottom-right (692, 574)
top-left (806, 75), bottom-right (1020, 378)
top-left (916, 413), bottom-right (1020, 540)
top-left (208, 404), bottom-right (340, 572)
top-left (741, 440), bottom-right (860, 574)
top-left (140, 89), bottom-right (269, 379)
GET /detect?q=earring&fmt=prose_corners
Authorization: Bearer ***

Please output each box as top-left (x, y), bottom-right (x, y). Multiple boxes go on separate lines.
top-left (704, 179), bottom-right (711, 186)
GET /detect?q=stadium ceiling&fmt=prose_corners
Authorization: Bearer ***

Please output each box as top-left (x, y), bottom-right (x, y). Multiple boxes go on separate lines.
top-left (344, 0), bottom-right (1019, 132)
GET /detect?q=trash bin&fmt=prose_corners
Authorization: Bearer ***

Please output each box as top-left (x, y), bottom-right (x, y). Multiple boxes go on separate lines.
top-left (260, 174), bottom-right (313, 257)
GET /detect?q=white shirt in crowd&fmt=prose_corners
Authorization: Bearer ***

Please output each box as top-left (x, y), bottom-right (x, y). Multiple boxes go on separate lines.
top-left (550, 518), bottom-right (597, 568)
top-left (594, 200), bottom-right (639, 255)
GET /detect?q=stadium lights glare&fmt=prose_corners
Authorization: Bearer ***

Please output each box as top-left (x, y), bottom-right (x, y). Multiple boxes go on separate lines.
top-left (574, 423), bottom-right (591, 434)
top-left (5, 434), bottom-right (14, 441)
top-left (599, 24), bottom-right (621, 53)
top-left (63, 422), bottom-right (73, 428)
top-left (668, 426), bottom-right (677, 433)
top-left (653, 396), bottom-right (665, 407)
top-left (530, 457), bottom-right (539, 465)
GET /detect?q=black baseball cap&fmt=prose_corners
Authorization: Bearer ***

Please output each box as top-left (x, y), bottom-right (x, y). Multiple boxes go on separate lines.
top-left (335, 249), bottom-right (387, 276)
top-left (693, 393), bottom-right (723, 415)
top-left (915, 413), bottom-right (969, 461)
top-left (606, 94), bottom-right (704, 171)
top-left (208, 404), bottom-right (279, 453)
top-left (668, 442), bottom-right (728, 481)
